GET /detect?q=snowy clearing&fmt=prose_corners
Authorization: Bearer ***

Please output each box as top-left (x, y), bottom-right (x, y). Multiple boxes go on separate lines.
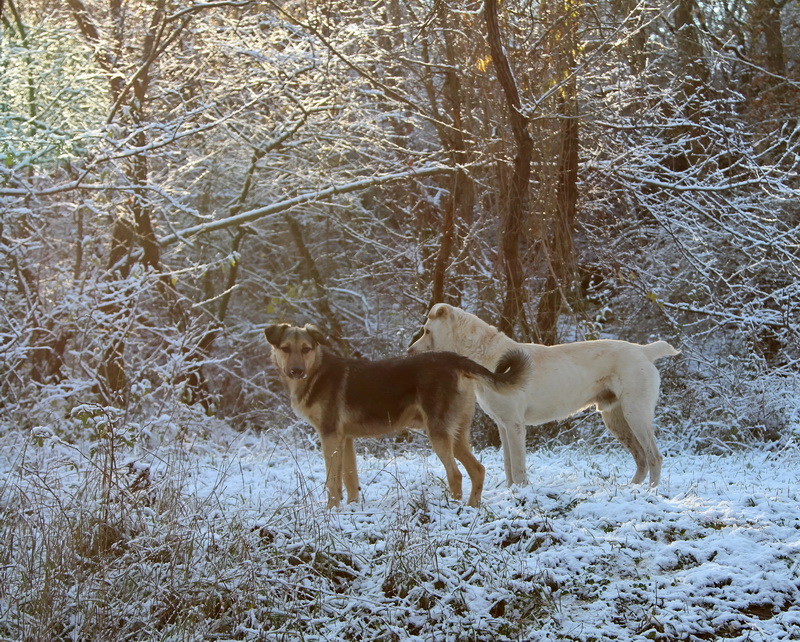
top-left (3, 422), bottom-right (798, 641)
top-left (202, 433), bottom-right (800, 641)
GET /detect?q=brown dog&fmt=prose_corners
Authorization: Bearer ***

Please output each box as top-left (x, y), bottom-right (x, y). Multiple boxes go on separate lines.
top-left (265, 323), bottom-right (528, 508)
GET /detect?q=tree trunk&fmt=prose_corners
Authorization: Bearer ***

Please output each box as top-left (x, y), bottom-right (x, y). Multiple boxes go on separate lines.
top-left (484, 0), bottom-right (533, 340)
top-left (748, 0), bottom-right (787, 104)
top-left (430, 191), bottom-right (457, 306)
top-left (423, 12), bottom-right (476, 309)
top-left (671, 0), bottom-right (711, 172)
top-left (536, 83), bottom-right (580, 343)
top-left (284, 214), bottom-right (350, 354)
top-left (756, 0), bottom-right (786, 77)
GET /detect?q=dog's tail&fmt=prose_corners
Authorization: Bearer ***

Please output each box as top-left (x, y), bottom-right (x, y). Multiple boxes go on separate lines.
top-left (463, 348), bottom-right (530, 392)
top-left (642, 340), bottom-right (680, 362)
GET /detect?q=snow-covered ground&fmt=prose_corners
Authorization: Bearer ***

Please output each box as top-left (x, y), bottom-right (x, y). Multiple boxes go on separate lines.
top-left (2, 421), bottom-right (799, 641)
top-left (203, 430), bottom-right (800, 641)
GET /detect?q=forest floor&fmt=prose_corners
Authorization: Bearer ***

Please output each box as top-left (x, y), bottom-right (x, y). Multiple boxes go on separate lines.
top-left (2, 416), bottom-right (800, 641)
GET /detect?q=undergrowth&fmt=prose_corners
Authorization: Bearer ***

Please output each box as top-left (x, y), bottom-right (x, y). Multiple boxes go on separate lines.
top-left (1, 399), bottom-right (798, 641)
top-left (0, 410), bottom-right (556, 641)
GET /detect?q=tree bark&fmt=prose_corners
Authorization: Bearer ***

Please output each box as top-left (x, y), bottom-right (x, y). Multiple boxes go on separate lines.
top-left (671, 0), bottom-right (711, 172)
top-left (484, 0), bottom-right (533, 340)
top-left (755, 0), bottom-right (786, 77)
top-left (284, 214), bottom-right (350, 354)
top-left (748, 0), bottom-right (788, 103)
top-left (428, 14), bottom-right (476, 307)
top-left (536, 14), bottom-right (580, 346)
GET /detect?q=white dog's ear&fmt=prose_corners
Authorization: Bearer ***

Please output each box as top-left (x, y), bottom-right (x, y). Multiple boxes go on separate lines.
top-left (430, 304), bottom-right (449, 319)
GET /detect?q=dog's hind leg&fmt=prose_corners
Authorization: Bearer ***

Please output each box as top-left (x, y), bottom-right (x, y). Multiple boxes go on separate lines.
top-left (453, 428), bottom-right (485, 507)
top-left (600, 404), bottom-right (648, 485)
top-left (428, 433), bottom-right (464, 503)
top-left (618, 373), bottom-right (663, 488)
top-left (644, 437), bottom-right (663, 488)
top-left (482, 407), bottom-right (513, 485)
top-left (505, 421), bottom-right (529, 486)
top-left (496, 422), bottom-right (514, 486)
top-left (342, 437), bottom-right (360, 504)
top-left (320, 434), bottom-right (345, 508)
top-left (624, 415), bottom-right (662, 487)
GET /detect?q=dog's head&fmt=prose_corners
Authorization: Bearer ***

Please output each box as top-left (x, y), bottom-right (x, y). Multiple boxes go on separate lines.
top-left (264, 323), bottom-right (327, 380)
top-left (408, 303), bottom-right (456, 354)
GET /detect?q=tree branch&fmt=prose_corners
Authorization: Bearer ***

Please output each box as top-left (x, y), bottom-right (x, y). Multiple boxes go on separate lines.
top-left (158, 165), bottom-right (457, 246)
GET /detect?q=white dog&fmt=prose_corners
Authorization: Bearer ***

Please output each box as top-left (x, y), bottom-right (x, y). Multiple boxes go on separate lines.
top-left (408, 303), bottom-right (679, 488)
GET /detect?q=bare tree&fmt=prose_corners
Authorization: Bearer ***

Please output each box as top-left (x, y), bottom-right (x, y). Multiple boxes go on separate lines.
top-left (2, 0), bottom-right (797, 442)
top-left (535, 0), bottom-right (581, 346)
top-left (484, 0), bottom-right (533, 339)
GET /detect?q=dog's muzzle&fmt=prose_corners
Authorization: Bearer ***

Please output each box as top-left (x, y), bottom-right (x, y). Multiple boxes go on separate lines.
top-left (287, 367), bottom-right (307, 379)
top-left (407, 341), bottom-right (428, 354)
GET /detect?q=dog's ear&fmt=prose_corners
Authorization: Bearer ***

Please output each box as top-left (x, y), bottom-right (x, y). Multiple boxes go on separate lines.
top-left (264, 323), bottom-right (291, 347)
top-left (430, 304), bottom-right (449, 320)
top-left (303, 324), bottom-right (328, 347)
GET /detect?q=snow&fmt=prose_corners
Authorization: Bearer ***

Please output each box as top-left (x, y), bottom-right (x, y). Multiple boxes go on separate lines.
top-left (191, 431), bottom-right (800, 640)
top-left (3, 423), bottom-right (799, 640)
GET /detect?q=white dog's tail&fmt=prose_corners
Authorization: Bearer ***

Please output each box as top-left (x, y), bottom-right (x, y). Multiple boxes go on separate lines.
top-left (642, 341), bottom-right (680, 362)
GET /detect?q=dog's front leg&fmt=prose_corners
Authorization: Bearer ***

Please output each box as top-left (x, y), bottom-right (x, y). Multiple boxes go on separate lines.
top-left (320, 433), bottom-right (345, 508)
top-left (506, 421), bottom-right (530, 486)
top-left (342, 437), bottom-right (360, 504)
